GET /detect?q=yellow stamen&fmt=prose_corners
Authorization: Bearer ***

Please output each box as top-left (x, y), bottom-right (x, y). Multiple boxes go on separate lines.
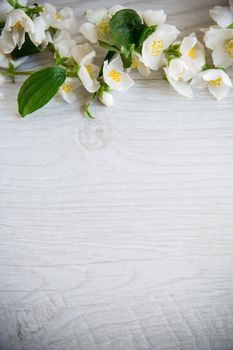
top-left (224, 39), bottom-right (233, 58)
top-left (131, 56), bottom-right (139, 69)
top-left (62, 83), bottom-right (73, 93)
top-left (55, 12), bottom-right (63, 20)
top-left (189, 47), bottom-right (196, 59)
top-left (15, 21), bottom-right (23, 32)
top-left (150, 40), bottom-right (164, 56)
top-left (97, 20), bottom-right (110, 38)
top-left (208, 77), bottom-right (222, 87)
top-left (85, 64), bottom-right (94, 78)
top-left (108, 69), bottom-right (122, 83)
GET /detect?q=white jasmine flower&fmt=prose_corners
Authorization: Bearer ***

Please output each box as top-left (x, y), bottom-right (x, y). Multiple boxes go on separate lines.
top-left (103, 55), bottom-right (134, 92)
top-left (142, 24), bottom-right (180, 70)
top-left (79, 8), bottom-right (111, 44)
top-left (53, 30), bottom-right (76, 58)
top-left (142, 9), bottom-right (166, 26)
top-left (71, 43), bottom-right (100, 93)
top-left (209, 0), bottom-right (233, 28)
top-left (191, 69), bottom-right (232, 101)
top-left (204, 27), bottom-right (233, 68)
top-left (164, 58), bottom-right (193, 99)
top-left (99, 90), bottom-right (114, 107)
top-left (130, 52), bottom-right (151, 77)
top-left (59, 77), bottom-right (81, 103)
top-left (1, 9), bottom-right (35, 53)
top-left (42, 3), bottom-right (77, 34)
top-left (179, 34), bottom-right (206, 74)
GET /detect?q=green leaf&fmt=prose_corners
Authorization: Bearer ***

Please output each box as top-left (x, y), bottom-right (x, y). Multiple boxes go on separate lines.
top-left (18, 66), bottom-right (66, 117)
top-left (227, 23), bottom-right (233, 28)
top-left (98, 40), bottom-right (119, 53)
top-left (110, 9), bottom-right (142, 49)
top-left (11, 33), bottom-right (42, 60)
top-left (120, 44), bottom-right (135, 68)
top-left (164, 44), bottom-right (181, 63)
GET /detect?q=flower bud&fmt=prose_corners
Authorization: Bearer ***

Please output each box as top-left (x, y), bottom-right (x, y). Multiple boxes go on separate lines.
top-left (99, 90), bottom-right (114, 107)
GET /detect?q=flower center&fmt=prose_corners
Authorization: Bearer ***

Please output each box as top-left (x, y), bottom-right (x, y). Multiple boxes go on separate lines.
top-left (108, 69), bottom-right (122, 83)
top-left (224, 40), bottom-right (233, 58)
top-left (208, 77), bottom-right (222, 87)
top-left (150, 40), bottom-right (164, 56)
top-left (15, 21), bottom-right (23, 32)
top-left (97, 20), bottom-right (110, 38)
top-left (131, 56), bottom-right (140, 69)
top-left (189, 47), bottom-right (196, 59)
top-left (85, 64), bottom-right (94, 78)
top-left (55, 12), bottom-right (63, 21)
top-left (62, 83), bottom-right (73, 93)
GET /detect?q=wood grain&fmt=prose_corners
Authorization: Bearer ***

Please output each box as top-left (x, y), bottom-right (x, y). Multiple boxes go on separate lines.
top-left (1, 1), bottom-right (233, 349)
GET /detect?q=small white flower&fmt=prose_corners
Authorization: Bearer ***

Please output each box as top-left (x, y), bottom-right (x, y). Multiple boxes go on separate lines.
top-left (164, 58), bottom-right (193, 99)
top-left (191, 68), bottom-right (232, 101)
top-left (179, 34), bottom-right (206, 74)
top-left (42, 3), bottom-right (77, 34)
top-left (53, 30), bottom-right (76, 58)
top-left (130, 51), bottom-right (150, 77)
top-left (79, 8), bottom-right (111, 44)
top-left (204, 27), bottom-right (233, 69)
top-left (142, 9), bottom-right (166, 26)
top-left (79, 6), bottom-right (124, 44)
top-left (210, 0), bottom-right (233, 28)
top-left (59, 77), bottom-right (81, 104)
top-left (103, 54), bottom-right (134, 92)
top-left (142, 24), bottom-right (180, 70)
top-left (0, 9), bottom-right (35, 53)
top-left (71, 43), bottom-right (100, 93)
top-left (99, 90), bottom-right (114, 107)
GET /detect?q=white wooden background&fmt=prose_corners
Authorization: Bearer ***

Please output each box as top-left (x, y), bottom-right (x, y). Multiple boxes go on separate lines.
top-left (1, 0), bottom-right (233, 349)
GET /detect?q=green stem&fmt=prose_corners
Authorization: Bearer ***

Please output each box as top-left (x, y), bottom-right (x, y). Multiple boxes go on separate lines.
top-left (0, 71), bottom-right (34, 76)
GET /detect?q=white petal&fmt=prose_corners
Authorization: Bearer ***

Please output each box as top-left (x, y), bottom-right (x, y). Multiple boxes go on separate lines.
top-left (219, 70), bottom-right (233, 87)
top-left (30, 16), bottom-right (47, 46)
top-left (78, 66), bottom-right (100, 93)
top-left (108, 55), bottom-right (123, 71)
top-left (212, 46), bottom-right (233, 69)
top-left (180, 36), bottom-right (197, 55)
top-left (79, 22), bottom-right (98, 43)
top-left (208, 84), bottom-right (230, 100)
top-left (55, 39), bottom-right (76, 57)
top-left (86, 9), bottom-right (108, 24)
top-left (0, 32), bottom-right (15, 54)
top-left (210, 6), bottom-right (233, 28)
top-left (99, 90), bottom-right (114, 107)
top-left (71, 43), bottom-right (95, 65)
top-left (165, 67), bottom-right (193, 98)
top-left (204, 27), bottom-right (233, 49)
top-left (142, 9), bottom-right (166, 26)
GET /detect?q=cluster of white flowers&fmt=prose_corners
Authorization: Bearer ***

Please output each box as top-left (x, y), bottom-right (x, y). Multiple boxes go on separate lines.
top-left (0, 0), bottom-right (233, 117)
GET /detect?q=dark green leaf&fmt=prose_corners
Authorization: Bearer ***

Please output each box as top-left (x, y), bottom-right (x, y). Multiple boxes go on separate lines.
top-left (11, 33), bottom-right (42, 60)
top-left (227, 23), bottom-right (233, 28)
top-left (120, 44), bottom-right (135, 68)
top-left (18, 66), bottom-right (66, 117)
top-left (110, 9), bottom-right (142, 48)
top-left (98, 40), bottom-right (119, 53)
